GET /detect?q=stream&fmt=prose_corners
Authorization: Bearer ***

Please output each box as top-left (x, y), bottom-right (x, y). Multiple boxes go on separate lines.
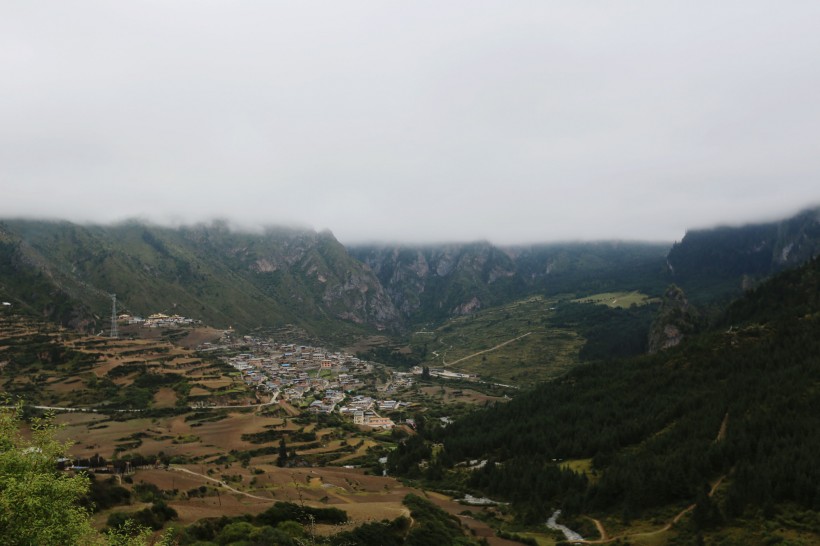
top-left (546, 510), bottom-right (584, 543)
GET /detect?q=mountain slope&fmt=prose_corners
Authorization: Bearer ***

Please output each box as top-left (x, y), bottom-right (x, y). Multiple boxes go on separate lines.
top-left (1, 221), bottom-right (672, 336)
top-left (0, 220), bottom-right (399, 335)
top-left (4, 207), bottom-right (819, 340)
top-left (390, 256), bottom-right (820, 540)
top-left (351, 241), bottom-right (670, 323)
top-left (667, 206), bottom-right (820, 302)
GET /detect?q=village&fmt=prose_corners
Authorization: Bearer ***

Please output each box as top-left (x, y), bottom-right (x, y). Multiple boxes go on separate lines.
top-left (120, 312), bottom-right (200, 328)
top-left (111, 312), bottom-right (485, 432)
top-left (198, 332), bottom-right (419, 431)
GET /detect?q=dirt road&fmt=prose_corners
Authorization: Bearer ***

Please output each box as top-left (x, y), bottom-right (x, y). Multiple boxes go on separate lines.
top-left (443, 332), bottom-right (532, 366)
top-left (168, 465), bottom-right (275, 502)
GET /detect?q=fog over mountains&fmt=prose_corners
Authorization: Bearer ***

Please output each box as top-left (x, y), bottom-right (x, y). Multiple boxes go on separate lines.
top-left (1, 207), bottom-right (818, 336)
top-left (4, 4), bottom-right (820, 243)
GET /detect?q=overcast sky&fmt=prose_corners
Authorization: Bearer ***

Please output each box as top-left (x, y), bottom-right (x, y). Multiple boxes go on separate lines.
top-left (2, 2), bottom-right (819, 244)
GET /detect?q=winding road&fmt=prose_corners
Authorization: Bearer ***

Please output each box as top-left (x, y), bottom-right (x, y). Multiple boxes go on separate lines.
top-left (9, 390), bottom-right (280, 414)
top-left (577, 476), bottom-right (727, 544)
top-left (167, 465), bottom-right (275, 502)
top-left (194, 390), bottom-right (279, 410)
top-left (442, 332), bottom-right (532, 366)
top-left (1, 404), bottom-right (144, 413)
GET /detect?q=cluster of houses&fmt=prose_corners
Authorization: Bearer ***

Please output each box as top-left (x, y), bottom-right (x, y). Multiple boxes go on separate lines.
top-left (217, 337), bottom-right (414, 429)
top-left (118, 313), bottom-right (198, 328)
top-left (411, 366), bottom-right (477, 380)
top-left (226, 344), bottom-right (372, 397)
top-left (308, 389), bottom-right (346, 414)
top-left (335, 395), bottom-right (410, 429)
top-left (352, 411), bottom-right (395, 429)
top-left (390, 372), bottom-right (416, 390)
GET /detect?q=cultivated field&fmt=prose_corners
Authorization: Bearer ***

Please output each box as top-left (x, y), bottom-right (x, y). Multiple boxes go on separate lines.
top-left (51, 404), bottom-right (521, 545)
top-left (571, 290), bottom-right (656, 308)
top-left (415, 296), bottom-right (585, 384)
top-left (0, 317), bottom-right (258, 410)
top-left (2, 315), bottom-right (523, 544)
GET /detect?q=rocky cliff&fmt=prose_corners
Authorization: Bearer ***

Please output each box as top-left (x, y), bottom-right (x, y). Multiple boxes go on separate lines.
top-left (666, 206), bottom-right (820, 302)
top-left (351, 241), bottom-right (670, 323)
top-left (0, 220), bottom-right (400, 334)
top-left (6, 208), bottom-right (816, 339)
top-left (350, 242), bottom-right (520, 321)
top-left (648, 285), bottom-right (699, 353)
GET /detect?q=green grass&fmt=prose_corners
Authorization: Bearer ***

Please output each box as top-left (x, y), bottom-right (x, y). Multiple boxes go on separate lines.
top-left (571, 291), bottom-right (656, 308)
top-left (628, 531), bottom-right (672, 546)
top-left (559, 458), bottom-right (599, 484)
top-left (413, 296), bottom-right (585, 385)
top-left (516, 532), bottom-right (557, 546)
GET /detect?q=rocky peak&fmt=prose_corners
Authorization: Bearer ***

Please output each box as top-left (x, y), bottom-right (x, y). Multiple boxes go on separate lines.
top-left (648, 285), bottom-right (698, 353)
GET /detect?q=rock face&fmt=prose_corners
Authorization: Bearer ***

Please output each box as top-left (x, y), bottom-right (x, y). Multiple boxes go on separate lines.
top-left (0, 220), bottom-right (671, 334)
top-left (648, 285), bottom-right (698, 353)
top-left (19, 211), bottom-right (818, 338)
top-left (193, 227), bottom-right (401, 329)
top-left (351, 241), bottom-right (671, 323)
top-left (0, 220), bottom-right (400, 333)
top-left (350, 243), bottom-right (518, 322)
top-left (666, 207), bottom-right (820, 301)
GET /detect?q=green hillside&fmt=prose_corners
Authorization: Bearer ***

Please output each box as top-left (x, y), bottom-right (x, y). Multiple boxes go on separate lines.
top-left (417, 296), bottom-right (584, 384)
top-left (405, 292), bottom-right (657, 385)
top-left (0, 220), bottom-right (399, 338)
top-left (351, 241), bottom-right (671, 324)
top-left (667, 206), bottom-right (820, 303)
top-left (389, 256), bottom-right (820, 544)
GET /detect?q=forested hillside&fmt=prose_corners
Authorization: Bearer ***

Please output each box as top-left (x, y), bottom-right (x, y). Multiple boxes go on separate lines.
top-left (2, 208), bottom-right (818, 343)
top-left (0, 220), bottom-right (673, 337)
top-left (350, 241), bottom-right (669, 323)
top-left (389, 256), bottom-right (820, 541)
top-left (667, 206), bottom-right (820, 302)
top-left (0, 220), bottom-right (399, 335)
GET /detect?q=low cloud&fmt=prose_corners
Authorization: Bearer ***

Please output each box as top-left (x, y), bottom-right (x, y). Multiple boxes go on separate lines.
top-left (2, 2), bottom-right (819, 243)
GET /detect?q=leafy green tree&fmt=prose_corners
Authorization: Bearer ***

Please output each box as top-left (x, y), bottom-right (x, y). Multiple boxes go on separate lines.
top-left (215, 521), bottom-right (256, 544)
top-left (0, 404), bottom-right (97, 545)
top-left (104, 520), bottom-right (153, 546)
top-left (0, 403), bottom-right (165, 546)
top-left (275, 520), bottom-right (306, 539)
top-left (276, 437), bottom-right (288, 467)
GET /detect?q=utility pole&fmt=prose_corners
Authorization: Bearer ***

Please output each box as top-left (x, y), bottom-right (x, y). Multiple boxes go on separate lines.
top-left (110, 294), bottom-right (118, 339)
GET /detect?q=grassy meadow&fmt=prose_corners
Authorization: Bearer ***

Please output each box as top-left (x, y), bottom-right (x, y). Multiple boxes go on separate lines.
top-left (413, 296), bottom-right (585, 385)
top-left (571, 290), bottom-right (657, 308)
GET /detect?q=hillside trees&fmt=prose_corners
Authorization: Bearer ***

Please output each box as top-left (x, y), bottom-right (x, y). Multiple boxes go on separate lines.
top-left (0, 404), bottom-right (169, 545)
top-left (388, 257), bottom-right (820, 523)
top-left (0, 404), bottom-right (98, 545)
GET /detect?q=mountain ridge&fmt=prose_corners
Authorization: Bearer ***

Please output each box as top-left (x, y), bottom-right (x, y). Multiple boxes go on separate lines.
top-left (386, 254), bottom-right (820, 542)
top-left (0, 220), bottom-right (400, 336)
top-left (2, 206), bottom-right (819, 339)
top-left (667, 206), bottom-right (820, 301)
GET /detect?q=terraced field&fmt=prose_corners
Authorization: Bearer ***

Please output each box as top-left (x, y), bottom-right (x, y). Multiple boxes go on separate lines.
top-left (414, 296), bottom-right (585, 384)
top-left (0, 316), bottom-right (253, 409)
top-left (571, 290), bottom-right (657, 308)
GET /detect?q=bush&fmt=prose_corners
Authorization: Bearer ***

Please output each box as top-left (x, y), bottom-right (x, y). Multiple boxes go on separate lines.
top-left (106, 501), bottom-right (178, 532)
top-left (256, 502), bottom-right (347, 526)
